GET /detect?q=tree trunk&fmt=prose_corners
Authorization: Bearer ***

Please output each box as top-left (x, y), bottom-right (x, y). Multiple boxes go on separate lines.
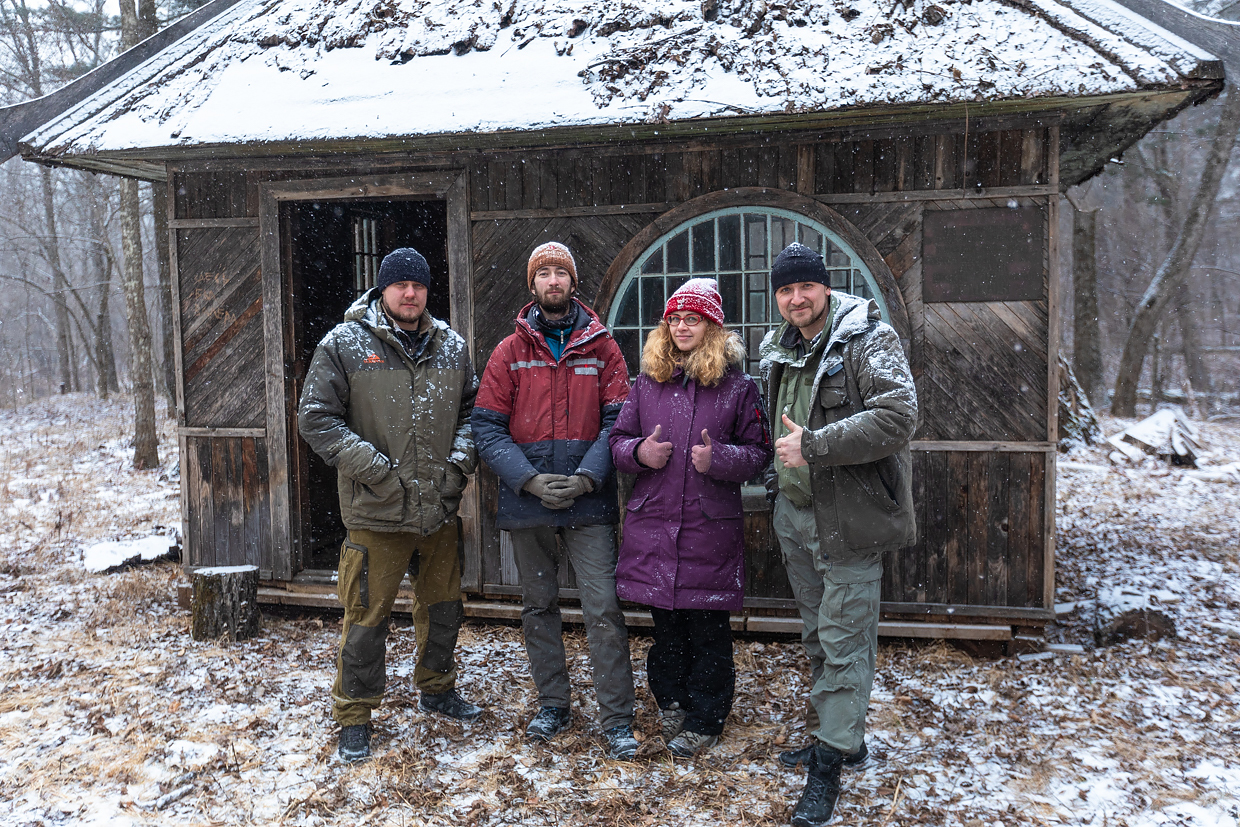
top-left (119, 177), bottom-right (159, 469)
top-left (87, 176), bottom-right (119, 397)
top-left (1111, 85), bottom-right (1240, 417)
top-left (38, 166), bottom-right (73, 394)
top-left (1071, 204), bottom-right (1105, 407)
top-left (1174, 280), bottom-right (1213, 408)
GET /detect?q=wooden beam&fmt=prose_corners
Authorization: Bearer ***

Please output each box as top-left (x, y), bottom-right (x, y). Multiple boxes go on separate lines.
top-left (169, 218), bottom-right (260, 229)
top-left (912, 441), bottom-right (1056, 452)
top-left (813, 184), bottom-right (1057, 204)
top-left (1106, 0), bottom-right (1239, 68)
top-left (470, 202), bottom-right (675, 221)
top-left (179, 427), bottom-right (266, 438)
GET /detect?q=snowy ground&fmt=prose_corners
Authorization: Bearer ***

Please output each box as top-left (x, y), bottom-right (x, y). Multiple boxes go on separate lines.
top-left (1, 395), bottom-right (1237, 826)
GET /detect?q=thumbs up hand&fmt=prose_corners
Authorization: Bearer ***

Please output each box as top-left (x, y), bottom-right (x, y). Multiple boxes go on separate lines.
top-left (691, 429), bottom-right (713, 473)
top-left (775, 414), bottom-right (808, 468)
top-left (636, 424), bottom-right (673, 470)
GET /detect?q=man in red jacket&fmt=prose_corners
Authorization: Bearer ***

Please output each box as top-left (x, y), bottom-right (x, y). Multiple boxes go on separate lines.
top-left (472, 242), bottom-right (638, 759)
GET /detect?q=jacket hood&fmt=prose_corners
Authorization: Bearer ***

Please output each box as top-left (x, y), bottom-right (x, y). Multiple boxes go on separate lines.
top-left (345, 288), bottom-right (446, 339)
top-left (760, 291), bottom-right (881, 363)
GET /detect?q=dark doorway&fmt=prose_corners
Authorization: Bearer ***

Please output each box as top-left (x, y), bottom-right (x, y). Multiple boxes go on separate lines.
top-left (284, 197), bottom-right (450, 571)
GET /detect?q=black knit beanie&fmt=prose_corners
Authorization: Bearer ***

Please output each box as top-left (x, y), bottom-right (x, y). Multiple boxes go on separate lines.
top-left (770, 243), bottom-right (829, 292)
top-left (377, 248), bottom-right (431, 291)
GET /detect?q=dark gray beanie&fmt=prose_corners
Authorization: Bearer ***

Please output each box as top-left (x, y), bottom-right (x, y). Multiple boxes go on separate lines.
top-left (770, 243), bottom-right (829, 292)
top-left (377, 248), bottom-right (431, 291)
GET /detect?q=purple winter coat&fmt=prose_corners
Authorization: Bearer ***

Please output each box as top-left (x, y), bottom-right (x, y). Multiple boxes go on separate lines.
top-left (609, 367), bottom-right (772, 611)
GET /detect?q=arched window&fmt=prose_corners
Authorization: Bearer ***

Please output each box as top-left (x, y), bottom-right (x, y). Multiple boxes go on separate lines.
top-left (607, 207), bottom-right (890, 375)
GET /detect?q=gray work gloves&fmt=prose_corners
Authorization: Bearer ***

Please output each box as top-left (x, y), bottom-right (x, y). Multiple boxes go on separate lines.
top-left (523, 473), bottom-right (594, 510)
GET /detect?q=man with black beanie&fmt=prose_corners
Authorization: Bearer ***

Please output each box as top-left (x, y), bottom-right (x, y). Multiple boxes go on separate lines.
top-left (759, 243), bottom-right (918, 825)
top-left (299, 247), bottom-right (483, 763)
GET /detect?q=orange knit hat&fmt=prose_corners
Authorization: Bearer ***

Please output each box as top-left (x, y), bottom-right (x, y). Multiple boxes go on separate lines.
top-left (527, 242), bottom-right (578, 290)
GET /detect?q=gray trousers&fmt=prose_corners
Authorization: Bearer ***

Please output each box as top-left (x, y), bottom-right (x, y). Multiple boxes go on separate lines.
top-left (773, 495), bottom-right (881, 755)
top-left (509, 524), bottom-right (635, 729)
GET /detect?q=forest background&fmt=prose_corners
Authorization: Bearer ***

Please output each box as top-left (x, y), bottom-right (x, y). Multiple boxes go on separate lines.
top-left (1, 0), bottom-right (1238, 459)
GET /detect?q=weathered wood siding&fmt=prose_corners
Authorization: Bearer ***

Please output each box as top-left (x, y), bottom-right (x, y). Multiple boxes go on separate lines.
top-left (183, 435), bottom-right (273, 572)
top-left (467, 122), bottom-right (1055, 616)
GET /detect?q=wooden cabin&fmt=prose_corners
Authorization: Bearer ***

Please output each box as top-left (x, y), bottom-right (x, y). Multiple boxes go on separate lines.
top-left (10, 0), bottom-right (1225, 641)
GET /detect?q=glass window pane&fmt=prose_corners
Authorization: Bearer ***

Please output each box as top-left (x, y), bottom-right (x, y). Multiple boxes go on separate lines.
top-left (718, 215), bottom-right (741, 271)
top-left (771, 217), bottom-right (795, 257)
top-left (613, 328), bottom-right (641, 376)
top-left (799, 225), bottom-right (822, 254)
top-left (745, 214), bottom-right (767, 271)
top-left (615, 281), bottom-right (639, 326)
top-left (691, 221), bottom-right (715, 273)
top-left (641, 248), bottom-right (664, 275)
top-left (666, 231), bottom-right (690, 273)
top-left (747, 326), bottom-right (767, 358)
top-left (748, 291), bottom-right (768, 324)
top-left (719, 273), bottom-right (741, 324)
top-left (666, 274), bottom-right (689, 298)
top-left (853, 271), bottom-right (873, 299)
top-left (829, 268), bottom-right (850, 289)
top-left (747, 272), bottom-right (768, 292)
top-left (825, 239), bottom-right (851, 268)
top-left (642, 278), bottom-right (666, 326)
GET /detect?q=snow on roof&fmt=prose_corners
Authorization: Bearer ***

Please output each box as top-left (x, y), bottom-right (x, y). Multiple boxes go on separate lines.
top-left (23, 0), bottom-right (1220, 156)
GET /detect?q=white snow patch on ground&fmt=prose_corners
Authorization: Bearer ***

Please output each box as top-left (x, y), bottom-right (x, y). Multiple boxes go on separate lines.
top-left (1, 396), bottom-right (1238, 825)
top-left (81, 534), bottom-right (177, 573)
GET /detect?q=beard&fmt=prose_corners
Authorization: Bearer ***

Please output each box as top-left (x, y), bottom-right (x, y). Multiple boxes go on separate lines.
top-left (382, 297), bottom-right (423, 326)
top-left (535, 287), bottom-right (573, 316)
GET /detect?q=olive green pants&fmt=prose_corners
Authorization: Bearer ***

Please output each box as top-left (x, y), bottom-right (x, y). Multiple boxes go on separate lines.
top-left (331, 522), bottom-right (463, 726)
top-left (773, 495), bottom-right (881, 755)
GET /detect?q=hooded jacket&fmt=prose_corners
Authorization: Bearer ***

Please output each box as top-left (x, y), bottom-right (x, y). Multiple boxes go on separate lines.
top-left (298, 290), bottom-right (478, 535)
top-left (760, 291), bottom-right (919, 558)
top-left (609, 366), bottom-right (771, 611)
top-left (472, 299), bottom-right (631, 529)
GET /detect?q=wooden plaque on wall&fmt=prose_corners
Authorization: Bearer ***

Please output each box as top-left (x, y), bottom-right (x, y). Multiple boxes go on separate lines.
top-left (922, 207), bottom-right (1045, 303)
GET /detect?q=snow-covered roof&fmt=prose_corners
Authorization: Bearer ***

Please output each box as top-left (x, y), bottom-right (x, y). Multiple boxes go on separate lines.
top-left (21, 0), bottom-right (1222, 158)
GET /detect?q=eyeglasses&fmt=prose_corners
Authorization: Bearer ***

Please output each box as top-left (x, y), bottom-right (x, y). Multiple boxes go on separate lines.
top-left (666, 314), bottom-right (703, 328)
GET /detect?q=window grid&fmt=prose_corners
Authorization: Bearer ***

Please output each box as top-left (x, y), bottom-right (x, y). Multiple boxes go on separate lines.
top-left (609, 208), bottom-right (885, 376)
top-left (353, 217), bottom-right (379, 297)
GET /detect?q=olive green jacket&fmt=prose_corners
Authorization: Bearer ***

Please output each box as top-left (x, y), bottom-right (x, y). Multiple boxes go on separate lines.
top-left (760, 292), bottom-right (918, 554)
top-left (298, 291), bottom-right (479, 535)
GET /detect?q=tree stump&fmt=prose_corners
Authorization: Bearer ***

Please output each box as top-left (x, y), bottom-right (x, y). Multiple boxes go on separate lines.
top-left (191, 565), bottom-right (261, 642)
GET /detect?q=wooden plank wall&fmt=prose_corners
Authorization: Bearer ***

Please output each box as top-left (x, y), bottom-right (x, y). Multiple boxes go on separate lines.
top-left (466, 124), bottom-right (1053, 613)
top-left (172, 170), bottom-right (269, 572)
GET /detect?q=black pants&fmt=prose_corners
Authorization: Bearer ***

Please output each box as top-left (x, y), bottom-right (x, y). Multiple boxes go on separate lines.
top-left (647, 608), bottom-right (734, 737)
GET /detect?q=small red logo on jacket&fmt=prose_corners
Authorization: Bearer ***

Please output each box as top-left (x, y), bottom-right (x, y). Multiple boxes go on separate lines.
top-left (362, 353), bottom-right (384, 365)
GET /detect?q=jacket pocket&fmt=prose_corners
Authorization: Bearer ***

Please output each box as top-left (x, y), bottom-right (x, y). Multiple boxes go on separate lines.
top-left (699, 494), bottom-right (742, 522)
top-left (817, 368), bottom-right (849, 410)
top-left (625, 489), bottom-right (652, 513)
top-left (349, 473), bottom-right (405, 524)
top-left (834, 460), bottom-right (904, 549)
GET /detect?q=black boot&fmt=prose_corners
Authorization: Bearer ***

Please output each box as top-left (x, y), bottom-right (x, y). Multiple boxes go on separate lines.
top-left (791, 744), bottom-right (844, 826)
top-left (420, 689), bottom-right (484, 721)
top-left (780, 739), bottom-right (868, 770)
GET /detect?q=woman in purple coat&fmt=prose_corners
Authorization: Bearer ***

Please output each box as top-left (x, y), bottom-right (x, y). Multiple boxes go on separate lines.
top-left (610, 278), bottom-right (772, 757)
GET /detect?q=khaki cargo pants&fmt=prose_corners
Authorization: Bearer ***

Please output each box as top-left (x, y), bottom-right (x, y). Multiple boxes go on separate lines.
top-left (331, 521), bottom-right (463, 727)
top-left (773, 494), bottom-right (881, 755)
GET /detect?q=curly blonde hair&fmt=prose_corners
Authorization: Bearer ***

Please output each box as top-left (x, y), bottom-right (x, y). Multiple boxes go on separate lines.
top-left (641, 320), bottom-right (747, 387)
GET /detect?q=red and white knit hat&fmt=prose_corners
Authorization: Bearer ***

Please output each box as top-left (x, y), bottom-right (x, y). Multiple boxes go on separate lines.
top-left (664, 277), bottom-right (725, 327)
top-left (527, 242), bottom-right (578, 290)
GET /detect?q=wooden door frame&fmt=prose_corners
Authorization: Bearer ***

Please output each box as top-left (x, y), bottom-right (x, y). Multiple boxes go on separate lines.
top-left (258, 170), bottom-right (475, 580)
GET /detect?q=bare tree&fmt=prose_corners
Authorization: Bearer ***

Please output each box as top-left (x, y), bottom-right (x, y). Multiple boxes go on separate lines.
top-left (1111, 86), bottom-right (1240, 417)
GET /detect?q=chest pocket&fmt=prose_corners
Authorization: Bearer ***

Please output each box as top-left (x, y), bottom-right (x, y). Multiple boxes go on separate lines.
top-left (817, 364), bottom-right (850, 410)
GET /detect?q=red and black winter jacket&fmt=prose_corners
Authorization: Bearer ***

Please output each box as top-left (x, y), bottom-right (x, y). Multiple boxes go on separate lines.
top-left (472, 299), bottom-right (631, 529)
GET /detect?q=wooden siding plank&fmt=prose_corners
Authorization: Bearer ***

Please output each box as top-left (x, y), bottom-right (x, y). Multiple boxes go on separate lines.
top-left (999, 129), bottom-right (1025, 187)
top-left (946, 451), bottom-right (970, 606)
top-left (985, 451), bottom-right (1010, 606)
top-left (1021, 128), bottom-right (1045, 186)
top-left (853, 140), bottom-right (875, 194)
top-left (814, 143), bottom-right (836, 194)
top-left (1006, 450), bottom-right (1031, 607)
top-left (967, 451), bottom-right (989, 604)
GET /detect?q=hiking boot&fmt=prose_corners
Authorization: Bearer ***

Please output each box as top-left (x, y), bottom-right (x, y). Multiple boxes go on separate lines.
top-left (779, 740), bottom-right (868, 770)
top-left (420, 689), bottom-right (484, 721)
top-left (791, 745), bottom-right (845, 826)
top-left (603, 724), bottom-right (639, 760)
top-left (525, 706), bottom-right (571, 741)
top-left (338, 723), bottom-right (371, 763)
top-left (667, 728), bottom-right (719, 757)
top-left (660, 703), bottom-right (687, 743)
